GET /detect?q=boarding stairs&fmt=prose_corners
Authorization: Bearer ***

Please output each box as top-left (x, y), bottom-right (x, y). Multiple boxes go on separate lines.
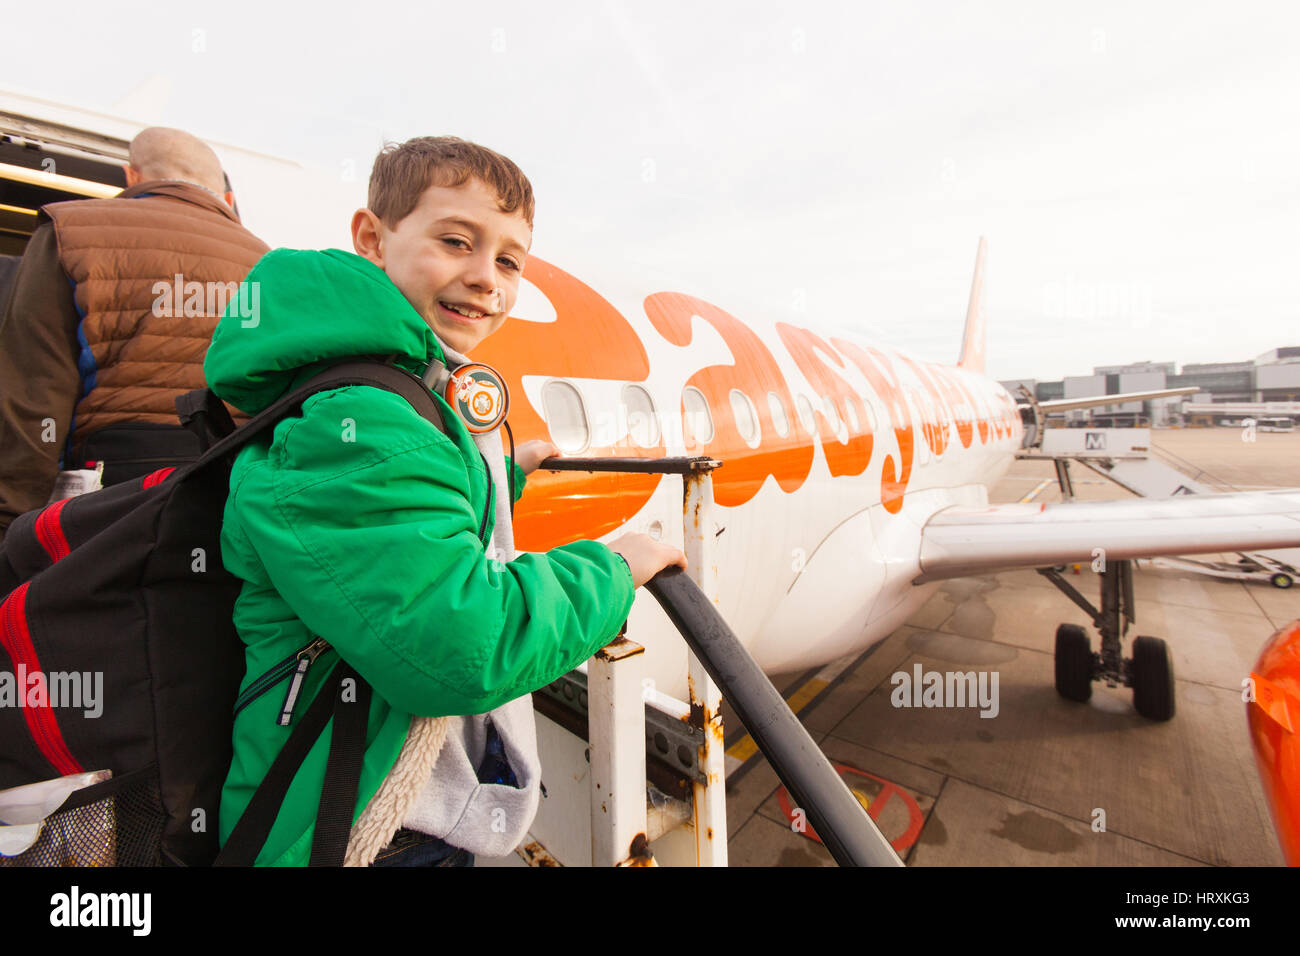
top-left (1017, 426), bottom-right (1226, 498)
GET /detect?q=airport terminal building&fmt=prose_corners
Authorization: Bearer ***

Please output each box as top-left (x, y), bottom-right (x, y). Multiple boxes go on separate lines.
top-left (1003, 348), bottom-right (1300, 426)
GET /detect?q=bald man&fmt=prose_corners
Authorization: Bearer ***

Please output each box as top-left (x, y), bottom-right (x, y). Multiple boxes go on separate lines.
top-left (125, 127), bottom-right (229, 200)
top-left (0, 127), bottom-right (269, 542)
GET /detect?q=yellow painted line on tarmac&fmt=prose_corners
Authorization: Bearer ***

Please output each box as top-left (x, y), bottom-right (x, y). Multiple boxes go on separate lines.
top-left (1019, 478), bottom-right (1053, 503)
top-left (783, 677), bottom-right (829, 718)
top-left (725, 738), bottom-right (760, 763)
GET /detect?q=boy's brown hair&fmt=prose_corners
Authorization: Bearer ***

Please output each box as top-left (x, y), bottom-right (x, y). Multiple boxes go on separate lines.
top-left (368, 136), bottom-right (535, 229)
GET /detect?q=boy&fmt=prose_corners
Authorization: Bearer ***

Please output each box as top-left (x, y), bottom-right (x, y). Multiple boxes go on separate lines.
top-left (205, 137), bottom-right (685, 866)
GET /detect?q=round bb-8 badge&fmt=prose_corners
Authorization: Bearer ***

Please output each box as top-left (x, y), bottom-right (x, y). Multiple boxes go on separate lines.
top-left (443, 363), bottom-right (510, 434)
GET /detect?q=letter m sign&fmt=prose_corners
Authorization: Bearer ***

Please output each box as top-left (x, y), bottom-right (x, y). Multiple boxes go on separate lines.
top-left (1084, 431), bottom-right (1106, 450)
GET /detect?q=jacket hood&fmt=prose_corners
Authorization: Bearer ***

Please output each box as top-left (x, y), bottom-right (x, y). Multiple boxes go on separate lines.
top-left (206, 248), bottom-right (444, 414)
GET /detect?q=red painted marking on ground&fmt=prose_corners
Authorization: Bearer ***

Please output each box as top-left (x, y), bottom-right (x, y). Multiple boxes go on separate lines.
top-left (777, 763), bottom-right (926, 855)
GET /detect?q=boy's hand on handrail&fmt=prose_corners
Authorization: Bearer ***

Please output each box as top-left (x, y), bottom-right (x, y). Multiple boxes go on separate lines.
top-left (515, 440), bottom-right (560, 475)
top-left (608, 533), bottom-right (688, 588)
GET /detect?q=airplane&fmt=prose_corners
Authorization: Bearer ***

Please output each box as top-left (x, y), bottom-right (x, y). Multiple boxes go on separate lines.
top-left (5, 90), bottom-right (1300, 864)
top-left (7, 85), bottom-right (1300, 718)
top-left (474, 240), bottom-right (1300, 720)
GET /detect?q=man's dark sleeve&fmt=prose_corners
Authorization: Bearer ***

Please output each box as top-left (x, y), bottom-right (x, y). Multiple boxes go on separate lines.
top-left (0, 222), bottom-right (81, 541)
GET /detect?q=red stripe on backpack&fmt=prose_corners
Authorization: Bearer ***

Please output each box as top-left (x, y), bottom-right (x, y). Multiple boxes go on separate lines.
top-left (0, 583), bottom-right (84, 777)
top-left (142, 467), bottom-right (176, 489)
top-left (34, 498), bottom-right (72, 563)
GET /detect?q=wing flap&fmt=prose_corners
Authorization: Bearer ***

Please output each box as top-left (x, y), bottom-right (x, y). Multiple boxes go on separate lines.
top-left (916, 490), bottom-right (1300, 583)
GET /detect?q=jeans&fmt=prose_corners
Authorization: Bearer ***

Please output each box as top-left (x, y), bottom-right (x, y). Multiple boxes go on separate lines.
top-left (370, 828), bottom-right (473, 867)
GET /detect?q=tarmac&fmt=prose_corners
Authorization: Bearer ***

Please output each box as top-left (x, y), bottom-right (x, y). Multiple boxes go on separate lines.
top-left (721, 427), bottom-right (1300, 866)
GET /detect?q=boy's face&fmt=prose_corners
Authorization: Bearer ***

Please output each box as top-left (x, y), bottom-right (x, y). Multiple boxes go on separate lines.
top-left (357, 178), bottom-right (532, 355)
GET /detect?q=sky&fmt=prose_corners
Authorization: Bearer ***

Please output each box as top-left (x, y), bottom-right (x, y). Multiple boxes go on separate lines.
top-left (5, 1), bottom-right (1298, 382)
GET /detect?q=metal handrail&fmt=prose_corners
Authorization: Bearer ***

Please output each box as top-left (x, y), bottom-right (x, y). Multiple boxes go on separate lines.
top-left (645, 568), bottom-right (903, 868)
top-left (540, 454), bottom-right (901, 866)
top-left (1148, 444), bottom-right (1240, 493)
top-left (538, 455), bottom-right (721, 475)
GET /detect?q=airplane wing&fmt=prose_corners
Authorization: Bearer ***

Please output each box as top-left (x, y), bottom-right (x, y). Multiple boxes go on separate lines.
top-left (914, 490), bottom-right (1300, 583)
top-left (1031, 386), bottom-right (1200, 414)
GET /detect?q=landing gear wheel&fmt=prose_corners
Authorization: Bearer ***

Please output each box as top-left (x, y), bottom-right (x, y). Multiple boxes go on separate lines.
top-left (1131, 635), bottom-right (1175, 721)
top-left (1054, 624), bottom-right (1092, 702)
top-left (1271, 573), bottom-right (1293, 590)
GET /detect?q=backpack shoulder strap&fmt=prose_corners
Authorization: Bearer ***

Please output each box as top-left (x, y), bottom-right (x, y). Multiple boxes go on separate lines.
top-left (200, 363), bottom-right (446, 865)
top-left (175, 388), bottom-right (238, 451)
top-left (213, 661), bottom-right (366, 867)
top-left (177, 361), bottom-right (447, 479)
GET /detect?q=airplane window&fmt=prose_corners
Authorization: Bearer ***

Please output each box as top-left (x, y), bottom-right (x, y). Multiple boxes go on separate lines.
top-left (796, 395), bottom-right (816, 435)
top-left (860, 400), bottom-right (878, 435)
top-left (908, 389), bottom-right (930, 464)
top-left (730, 389), bottom-right (760, 446)
top-left (683, 387), bottom-right (714, 446)
top-left (767, 392), bottom-right (790, 438)
top-left (622, 384), bottom-right (659, 448)
top-left (845, 400), bottom-right (860, 435)
top-left (542, 380), bottom-right (590, 453)
top-left (822, 396), bottom-right (842, 438)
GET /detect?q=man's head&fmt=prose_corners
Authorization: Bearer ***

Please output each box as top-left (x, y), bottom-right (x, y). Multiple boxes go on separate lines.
top-left (351, 137), bottom-right (534, 355)
top-left (124, 127), bottom-right (229, 202)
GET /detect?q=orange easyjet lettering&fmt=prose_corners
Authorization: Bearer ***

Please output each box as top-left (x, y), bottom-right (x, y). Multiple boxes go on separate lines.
top-left (644, 292), bottom-right (814, 506)
top-left (775, 324), bottom-right (873, 479)
top-left (477, 256), bottom-right (662, 550)
top-left (834, 340), bottom-right (914, 513)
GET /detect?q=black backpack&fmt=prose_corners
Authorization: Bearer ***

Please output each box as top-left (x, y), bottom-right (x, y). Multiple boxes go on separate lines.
top-left (0, 361), bottom-right (446, 866)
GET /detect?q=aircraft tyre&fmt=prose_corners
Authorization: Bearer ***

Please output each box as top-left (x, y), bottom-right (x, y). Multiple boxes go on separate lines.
top-left (1271, 572), bottom-right (1293, 590)
top-left (1054, 624), bottom-right (1092, 703)
top-left (1131, 635), bottom-right (1175, 721)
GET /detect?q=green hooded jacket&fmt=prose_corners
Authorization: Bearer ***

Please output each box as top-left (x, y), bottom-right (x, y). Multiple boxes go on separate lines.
top-left (205, 248), bottom-right (635, 866)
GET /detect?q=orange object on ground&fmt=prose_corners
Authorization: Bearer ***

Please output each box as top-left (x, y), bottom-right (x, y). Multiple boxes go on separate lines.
top-left (1247, 618), bottom-right (1300, 866)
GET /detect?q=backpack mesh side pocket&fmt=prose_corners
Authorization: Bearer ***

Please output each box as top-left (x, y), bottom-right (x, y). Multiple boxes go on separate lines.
top-left (0, 770), bottom-right (164, 867)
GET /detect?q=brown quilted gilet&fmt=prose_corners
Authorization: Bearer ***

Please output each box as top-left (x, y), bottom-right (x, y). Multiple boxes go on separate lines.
top-left (42, 181), bottom-right (268, 438)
